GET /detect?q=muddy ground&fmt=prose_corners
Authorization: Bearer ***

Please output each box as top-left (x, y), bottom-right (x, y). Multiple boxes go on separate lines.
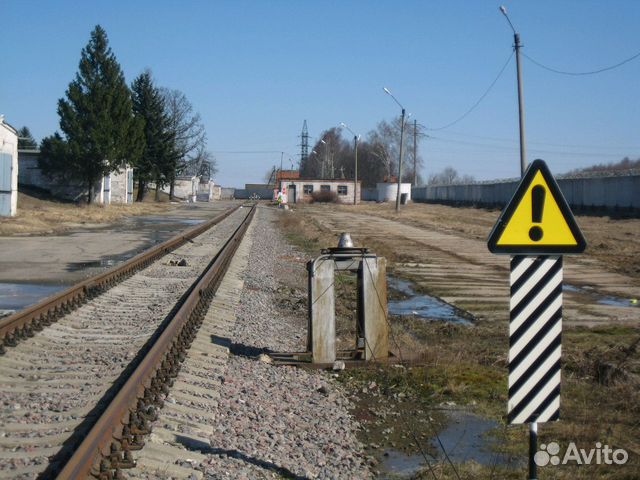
top-left (278, 201), bottom-right (639, 479)
top-left (0, 192), bottom-right (238, 284)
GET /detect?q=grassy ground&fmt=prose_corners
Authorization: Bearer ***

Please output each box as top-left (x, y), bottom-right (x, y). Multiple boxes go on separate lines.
top-left (277, 204), bottom-right (639, 479)
top-left (0, 189), bottom-right (172, 236)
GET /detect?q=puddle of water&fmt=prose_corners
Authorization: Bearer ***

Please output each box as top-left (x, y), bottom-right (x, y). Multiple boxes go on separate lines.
top-left (65, 216), bottom-right (206, 273)
top-left (67, 258), bottom-right (120, 272)
top-left (562, 284), bottom-right (581, 293)
top-left (0, 282), bottom-right (68, 313)
top-left (433, 410), bottom-right (516, 466)
top-left (597, 296), bottom-right (637, 307)
top-left (131, 216), bottom-right (205, 226)
top-left (379, 450), bottom-right (427, 478)
top-left (379, 411), bottom-right (520, 478)
top-left (387, 277), bottom-right (473, 325)
top-left (563, 284), bottom-right (638, 308)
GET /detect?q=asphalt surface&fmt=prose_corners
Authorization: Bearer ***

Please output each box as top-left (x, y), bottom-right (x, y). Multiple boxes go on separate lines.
top-left (0, 201), bottom-right (238, 288)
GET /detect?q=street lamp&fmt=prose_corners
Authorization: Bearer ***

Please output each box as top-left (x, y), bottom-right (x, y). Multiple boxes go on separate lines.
top-left (340, 122), bottom-right (360, 205)
top-left (500, 5), bottom-right (527, 177)
top-left (319, 139), bottom-right (328, 178)
top-left (383, 87), bottom-right (407, 212)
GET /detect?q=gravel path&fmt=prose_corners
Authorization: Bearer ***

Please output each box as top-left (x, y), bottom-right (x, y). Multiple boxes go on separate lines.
top-left (203, 207), bottom-right (371, 479)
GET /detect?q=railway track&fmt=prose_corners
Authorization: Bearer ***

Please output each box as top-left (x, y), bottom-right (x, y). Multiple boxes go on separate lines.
top-left (0, 204), bottom-right (256, 479)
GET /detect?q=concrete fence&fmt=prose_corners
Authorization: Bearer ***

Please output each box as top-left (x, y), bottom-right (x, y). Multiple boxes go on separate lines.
top-left (412, 174), bottom-right (640, 213)
top-left (362, 187), bottom-right (377, 201)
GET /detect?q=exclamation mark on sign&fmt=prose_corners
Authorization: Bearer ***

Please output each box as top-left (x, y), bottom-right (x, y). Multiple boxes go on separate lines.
top-left (528, 185), bottom-right (545, 241)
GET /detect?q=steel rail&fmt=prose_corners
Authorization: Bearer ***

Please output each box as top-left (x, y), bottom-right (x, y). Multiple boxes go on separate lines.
top-left (56, 204), bottom-right (256, 479)
top-left (0, 205), bottom-right (240, 353)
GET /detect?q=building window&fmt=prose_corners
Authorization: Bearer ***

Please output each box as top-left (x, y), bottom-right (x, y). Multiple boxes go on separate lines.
top-left (320, 185), bottom-right (331, 192)
top-left (337, 185), bottom-right (348, 196)
top-left (303, 184), bottom-right (313, 194)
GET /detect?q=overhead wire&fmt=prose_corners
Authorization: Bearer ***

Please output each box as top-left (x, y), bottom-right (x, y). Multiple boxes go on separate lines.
top-left (426, 51), bottom-right (514, 131)
top-left (428, 129), bottom-right (640, 150)
top-left (427, 136), bottom-right (633, 158)
top-left (522, 50), bottom-right (640, 76)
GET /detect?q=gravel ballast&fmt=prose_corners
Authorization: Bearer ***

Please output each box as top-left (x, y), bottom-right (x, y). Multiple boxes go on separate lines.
top-left (200, 206), bottom-right (371, 479)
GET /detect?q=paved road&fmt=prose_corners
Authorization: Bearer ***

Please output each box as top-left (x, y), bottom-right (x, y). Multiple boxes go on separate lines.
top-left (305, 207), bottom-right (639, 327)
top-left (0, 201), bottom-right (238, 285)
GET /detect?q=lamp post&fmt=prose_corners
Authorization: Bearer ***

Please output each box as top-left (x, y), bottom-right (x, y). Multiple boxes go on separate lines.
top-left (320, 139), bottom-right (328, 178)
top-left (340, 122), bottom-right (360, 205)
top-left (501, 11), bottom-right (535, 480)
top-left (384, 87), bottom-right (407, 212)
top-left (500, 6), bottom-right (527, 177)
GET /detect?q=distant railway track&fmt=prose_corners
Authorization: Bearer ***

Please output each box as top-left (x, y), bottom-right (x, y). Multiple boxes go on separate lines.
top-left (0, 204), bottom-right (256, 479)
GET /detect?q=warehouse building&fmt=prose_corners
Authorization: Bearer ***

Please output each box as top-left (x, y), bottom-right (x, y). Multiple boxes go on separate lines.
top-left (277, 177), bottom-right (361, 204)
top-left (0, 117), bottom-right (18, 216)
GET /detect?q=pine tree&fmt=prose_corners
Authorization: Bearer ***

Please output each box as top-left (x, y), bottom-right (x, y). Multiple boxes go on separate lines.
top-left (131, 70), bottom-right (175, 201)
top-left (39, 25), bottom-right (140, 203)
top-left (17, 127), bottom-right (37, 149)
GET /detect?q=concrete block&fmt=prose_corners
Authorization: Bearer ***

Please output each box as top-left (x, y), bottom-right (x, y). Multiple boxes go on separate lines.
top-left (308, 258), bottom-right (336, 363)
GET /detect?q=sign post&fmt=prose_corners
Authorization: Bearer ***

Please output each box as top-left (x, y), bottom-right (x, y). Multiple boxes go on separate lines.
top-left (488, 159), bottom-right (586, 479)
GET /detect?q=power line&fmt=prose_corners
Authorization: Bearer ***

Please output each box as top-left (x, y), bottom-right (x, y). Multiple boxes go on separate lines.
top-left (523, 50), bottom-right (640, 76)
top-left (427, 51), bottom-right (514, 131)
top-left (432, 129), bottom-right (640, 150)
top-left (428, 136), bottom-right (635, 158)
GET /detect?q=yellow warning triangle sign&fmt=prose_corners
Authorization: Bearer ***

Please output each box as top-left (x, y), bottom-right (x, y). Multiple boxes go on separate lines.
top-left (488, 160), bottom-right (586, 254)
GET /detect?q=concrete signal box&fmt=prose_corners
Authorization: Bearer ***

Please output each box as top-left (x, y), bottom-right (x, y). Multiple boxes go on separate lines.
top-left (307, 234), bottom-right (388, 364)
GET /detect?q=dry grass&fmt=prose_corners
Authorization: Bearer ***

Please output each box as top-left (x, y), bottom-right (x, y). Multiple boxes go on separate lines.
top-left (0, 191), bottom-right (172, 236)
top-left (278, 203), bottom-right (640, 478)
top-left (353, 201), bottom-right (640, 278)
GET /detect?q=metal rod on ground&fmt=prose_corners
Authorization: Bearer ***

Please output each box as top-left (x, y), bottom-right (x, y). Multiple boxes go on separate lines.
top-left (529, 422), bottom-right (538, 479)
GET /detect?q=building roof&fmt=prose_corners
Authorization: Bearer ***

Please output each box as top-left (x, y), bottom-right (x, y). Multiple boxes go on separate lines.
top-left (0, 117), bottom-right (18, 135)
top-left (280, 177), bottom-right (360, 183)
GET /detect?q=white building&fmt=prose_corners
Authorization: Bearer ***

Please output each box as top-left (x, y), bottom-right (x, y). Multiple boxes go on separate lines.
top-left (278, 178), bottom-right (361, 204)
top-left (376, 182), bottom-right (412, 204)
top-left (98, 166), bottom-right (134, 204)
top-left (18, 149), bottom-right (134, 204)
top-left (0, 118), bottom-right (18, 216)
top-left (160, 176), bottom-right (218, 202)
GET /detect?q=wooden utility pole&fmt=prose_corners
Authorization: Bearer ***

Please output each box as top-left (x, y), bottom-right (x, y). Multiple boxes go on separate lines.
top-left (412, 119), bottom-right (418, 186)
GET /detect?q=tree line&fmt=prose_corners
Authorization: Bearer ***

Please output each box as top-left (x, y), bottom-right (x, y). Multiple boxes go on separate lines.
top-left (299, 118), bottom-right (425, 188)
top-left (37, 25), bottom-right (216, 203)
top-left (299, 119), bottom-right (475, 187)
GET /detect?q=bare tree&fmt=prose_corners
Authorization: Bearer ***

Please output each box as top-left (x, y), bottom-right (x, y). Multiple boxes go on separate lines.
top-left (304, 115), bottom-right (427, 188)
top-left (428, 166), bottom-right (475, 185)
top-left (365, 116), bottom-right (424, 183)
top-left (190, 144), bottom-right (218, 181)
top-left (161, 88), bottom-right (207, 198)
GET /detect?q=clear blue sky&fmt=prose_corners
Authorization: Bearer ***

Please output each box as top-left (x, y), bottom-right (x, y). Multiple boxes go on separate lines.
top-left (2, 1), bottom-right (639, 187)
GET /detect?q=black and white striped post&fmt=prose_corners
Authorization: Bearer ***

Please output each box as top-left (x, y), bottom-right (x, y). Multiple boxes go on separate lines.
top-left (488, 160), bottom-right (586, 480)
top-left (509, 255), bottom-right (562, 425)
top-left (510, 255), bottom-right (563, 479)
